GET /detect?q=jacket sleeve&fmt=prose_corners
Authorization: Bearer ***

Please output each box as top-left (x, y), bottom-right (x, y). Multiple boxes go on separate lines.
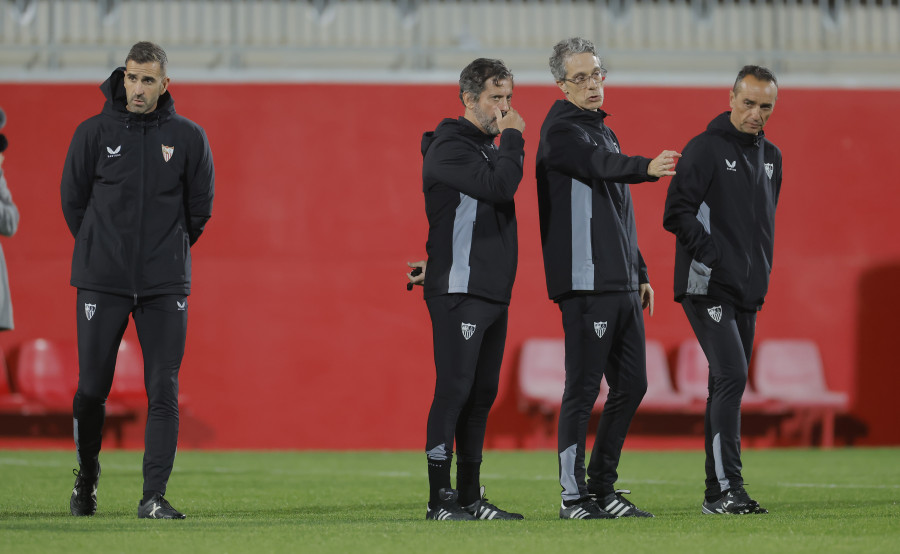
top-left (662, 137), bottom-right (718, 267)
top-left (545, 122), bottom-right (656, 185)
top-left (637, 249), bottom-right (649, 285)
top-left (60, 123), bottom-right (96, 239)
top-left (185, 126), bottom-right (215, 246)
top-left (0, 170), bottom-right (19, 237)
top-left (423, 129), bottom-right (524, 203)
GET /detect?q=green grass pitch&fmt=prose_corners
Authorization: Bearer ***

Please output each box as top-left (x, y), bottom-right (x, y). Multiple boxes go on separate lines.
top-left (1, 448), bottom-right (897, 553)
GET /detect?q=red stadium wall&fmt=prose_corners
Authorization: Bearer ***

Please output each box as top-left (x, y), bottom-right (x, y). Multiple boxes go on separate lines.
top-left (0, 81), bottom-right (897, 449)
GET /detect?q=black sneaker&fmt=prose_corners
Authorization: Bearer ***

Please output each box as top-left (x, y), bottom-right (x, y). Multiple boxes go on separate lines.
top-left (70, 465), bottom-right (100, 517)
top-left (702, 486), bottom-right (768, 515)
top-left (463, 486), bottom-right (524, 520)
top-left (596, 489), bottom-right (654, 518)
top-left (137, 493), bottom-right (186, 519)
top-left (559, 496), bottom-right (617, 519)
top-left (426, 488), bottom-right (476, 521)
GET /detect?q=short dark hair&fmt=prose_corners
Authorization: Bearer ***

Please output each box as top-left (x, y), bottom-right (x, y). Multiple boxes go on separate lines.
top-left (458, 58), bottom-right (513, 107)
top-left (733, 65), bottom-right (777, 93)
top-left (125, 41), bottom-right (168, 75)
top-left (549, 37), bottom-right (598, 81)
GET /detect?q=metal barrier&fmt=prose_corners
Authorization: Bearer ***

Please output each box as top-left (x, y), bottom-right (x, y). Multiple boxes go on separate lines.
top-left (1, 0), bottom-right (898, 80)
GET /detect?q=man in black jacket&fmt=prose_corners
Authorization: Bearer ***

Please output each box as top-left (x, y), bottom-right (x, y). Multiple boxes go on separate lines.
top-left (663, 65), bottom-right (780, 515)
top-left (414, 58), bottom-right (525, 521)
top-left (536, 37), bottom-right (680, 519)
top-left (61, 42), bottom-right (214, 519)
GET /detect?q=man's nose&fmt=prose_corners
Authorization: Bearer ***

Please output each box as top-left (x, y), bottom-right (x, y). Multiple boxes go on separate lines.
top-left (499, 98), bottom-right (510, 112)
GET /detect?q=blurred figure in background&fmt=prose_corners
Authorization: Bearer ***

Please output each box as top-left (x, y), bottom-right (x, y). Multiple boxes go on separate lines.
top-left (0, 107), bottom-right (20, 332)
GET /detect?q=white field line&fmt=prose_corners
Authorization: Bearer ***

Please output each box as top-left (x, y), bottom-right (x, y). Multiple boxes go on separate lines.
top-left (2, 457), bottom-right (897, 490)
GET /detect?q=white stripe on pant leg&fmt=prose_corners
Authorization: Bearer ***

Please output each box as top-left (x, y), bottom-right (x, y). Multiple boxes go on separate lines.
top-left (712, 433), bottom-right (730, 492)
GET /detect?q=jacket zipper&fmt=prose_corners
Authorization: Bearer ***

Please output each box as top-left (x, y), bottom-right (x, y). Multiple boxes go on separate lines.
top-left (133, 121), bottom-right (146, 301)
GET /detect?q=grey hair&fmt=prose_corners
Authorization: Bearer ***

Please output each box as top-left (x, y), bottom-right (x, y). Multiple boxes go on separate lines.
top-left (125, 41), bottom-right (168, 75)
top-left (549, 37), bottom-right (598, 81)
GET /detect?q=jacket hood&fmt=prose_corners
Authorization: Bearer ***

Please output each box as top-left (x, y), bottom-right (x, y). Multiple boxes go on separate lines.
top-left (545, 99), bottom-right (609, 125)
top-left (421, 116), bottom-right (494, 157)
top-left (100, 66), bottom-right (175, 123)
top-left (708, 111), bottom-right (764, 146)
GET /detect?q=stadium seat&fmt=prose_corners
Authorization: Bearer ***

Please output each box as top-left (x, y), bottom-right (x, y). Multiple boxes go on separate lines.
top-left (0, 344), bottom-right (33, 413)
top-left (518, 337), bottom-right (609, 416)
top-left (639, 340), bottom-right (695, 412)
top-left (753, 339), bottom-right (848, 447)
top-left (15, 338), bottom-right (79, 410)
top-left (108, 340), bottom-right (146, 408)
top-left (674, 339), bottom-right (777, 411)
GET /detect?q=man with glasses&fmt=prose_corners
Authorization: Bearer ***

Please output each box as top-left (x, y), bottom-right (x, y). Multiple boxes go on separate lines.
top-left (536, 37), bottom-right (680, 519)
top-left (415, 58), bottom-right (526, 521)
top-left (663, 66), bottom-right (780, 515)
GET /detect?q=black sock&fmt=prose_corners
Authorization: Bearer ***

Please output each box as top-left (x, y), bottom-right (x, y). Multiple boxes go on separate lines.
top-left (142, 491), bottom-right (162, 503)
top-left (427, 456), bottom-right (452, 506)
top-left (456, 460), bottom-right (481, 506)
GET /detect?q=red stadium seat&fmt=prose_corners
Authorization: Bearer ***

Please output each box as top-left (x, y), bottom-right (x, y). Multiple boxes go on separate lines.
top-left (753, 339), bottom-right (848, 447)
top-left (674, 339), bottom-right (776, 410)
top-left (0, 344), bottom-right (33, 412)
top-left (15, 338), bottom-right (78, 410)
top-left (108, 340), bottom-right (146, 408)
top-left (639, 340), bottom-right (694, 412)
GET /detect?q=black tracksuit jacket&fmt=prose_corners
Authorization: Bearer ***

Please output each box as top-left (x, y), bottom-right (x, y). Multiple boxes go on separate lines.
top-left (421, 117), bottom-right (525, 304)
top-left (663, 111), bottom-right (782, 311)
top-left (536, 100), bottom-right (656, 301)
top-left (61, 67), bottom-right (215, 297)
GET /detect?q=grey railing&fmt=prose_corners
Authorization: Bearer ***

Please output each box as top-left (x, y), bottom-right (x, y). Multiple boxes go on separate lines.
top-left (1, 0), bottom-right (898, 82)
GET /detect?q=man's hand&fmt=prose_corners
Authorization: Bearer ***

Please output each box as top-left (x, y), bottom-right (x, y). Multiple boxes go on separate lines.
top-left (647, 150), bottom-right (681, 178)
top-left (494, 107), bottom-right (526, 134)
top-left (406, 260), bottom-right (426, 288)
top-left (639, 282), bottom-right (654, 316)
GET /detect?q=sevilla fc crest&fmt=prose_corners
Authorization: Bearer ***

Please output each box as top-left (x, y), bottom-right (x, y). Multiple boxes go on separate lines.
top-left (85, 303), bottom-right (96, 321)
top-left (461, 323), bottom-right (476, 341)
top-left (764, 163), bottom-right (774, 179)
top-left (594, 321), bottom-right (607, 339)
top-left (707, 306), bottom-right (723, 323)
top-left (161, 144), bottom-right (174, 162)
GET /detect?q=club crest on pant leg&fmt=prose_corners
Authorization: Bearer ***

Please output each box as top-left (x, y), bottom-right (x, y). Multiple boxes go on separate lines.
top-left (594, 321), bottom-right (607, 338)
top-left (707, 305), bottom-right (722, 323)
top-left (84, 303), bottom-right (96, 321)
top-left (461, 322), bottom-right (476, 340)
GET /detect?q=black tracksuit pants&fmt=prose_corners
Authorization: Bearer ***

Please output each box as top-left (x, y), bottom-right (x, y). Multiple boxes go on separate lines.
top-left (73, 289), bottom-right (187, 496)
top-left (557, 292), bottom-right (648, 502)
top-left (682, 296), bottom-right (756, 500)
top-left (425, 294), bottom-right (507, 469)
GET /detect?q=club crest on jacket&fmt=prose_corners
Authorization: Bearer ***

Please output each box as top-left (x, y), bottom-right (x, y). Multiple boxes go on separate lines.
top-left (161, 144), bottom-right (174, 162)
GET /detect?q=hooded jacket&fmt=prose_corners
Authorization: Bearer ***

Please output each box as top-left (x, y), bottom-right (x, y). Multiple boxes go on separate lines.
top-left (61, 67), bottom-right (214, 297)
top-left (536, 99), bottom-right (655, 301)
top-left (663, 111), bottom-right (782, 311)
top-left (422, 117), bottom-right (524, 304)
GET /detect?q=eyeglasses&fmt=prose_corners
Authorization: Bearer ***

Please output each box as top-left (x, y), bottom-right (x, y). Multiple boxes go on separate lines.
top-left (563, 68), bottom-right (608, 88)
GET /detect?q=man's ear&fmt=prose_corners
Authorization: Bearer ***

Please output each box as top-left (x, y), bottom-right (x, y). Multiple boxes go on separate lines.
top-left (462, 91), bottom-right (477, 109)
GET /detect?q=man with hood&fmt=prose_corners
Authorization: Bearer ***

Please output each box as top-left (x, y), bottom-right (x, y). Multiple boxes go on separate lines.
top-left (536, 37), bottom-right (680, 519)
top-left (663, 65), bottom-right (781, 516)
top-left (414, 58), bottom-right (525, 521)
top-left (61, 41), bottom-right (214, 519)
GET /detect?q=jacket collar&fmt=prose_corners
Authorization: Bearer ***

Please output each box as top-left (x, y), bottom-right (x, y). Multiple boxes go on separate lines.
top-left (708, 111), bottom-right (764, 147)
top-left (100, 66), bottom-right (175, 125)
